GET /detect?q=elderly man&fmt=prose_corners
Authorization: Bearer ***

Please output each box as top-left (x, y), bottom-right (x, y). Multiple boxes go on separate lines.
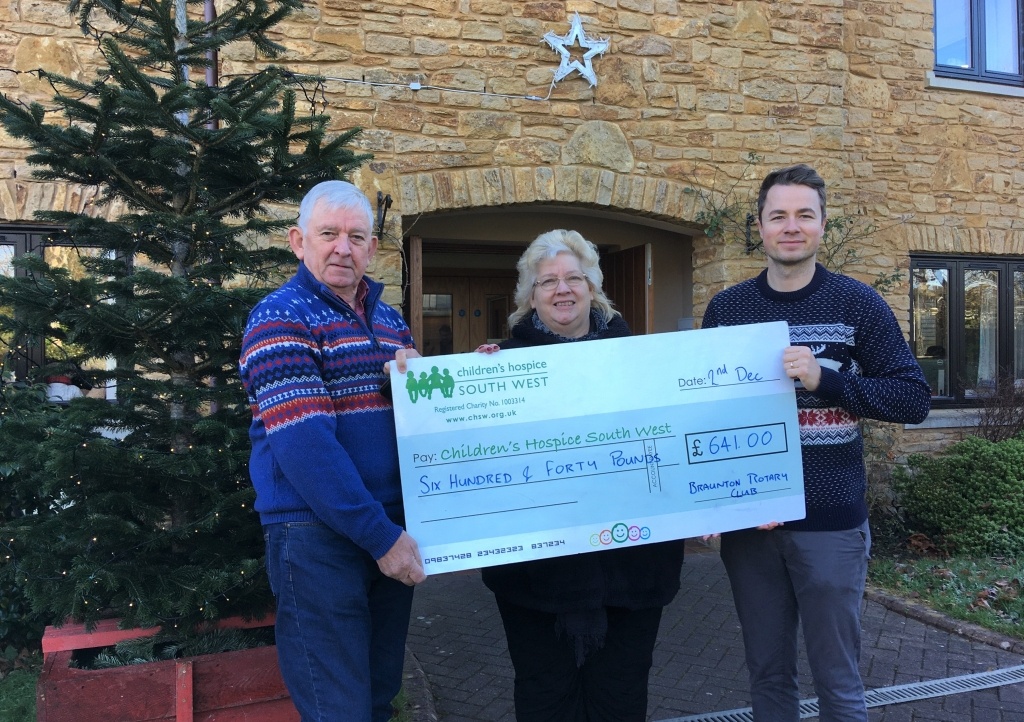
top-left (702, 164), bottom-right (930, 721)
top-left (240, 180), bottom-right (425, 722)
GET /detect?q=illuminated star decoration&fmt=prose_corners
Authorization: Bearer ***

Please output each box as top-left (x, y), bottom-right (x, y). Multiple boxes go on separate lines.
top-left (542, 12), bottom-right (610, 88)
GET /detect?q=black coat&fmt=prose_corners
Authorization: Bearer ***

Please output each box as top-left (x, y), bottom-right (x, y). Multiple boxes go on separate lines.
top-left (480, 311), bottom-right (686, 613)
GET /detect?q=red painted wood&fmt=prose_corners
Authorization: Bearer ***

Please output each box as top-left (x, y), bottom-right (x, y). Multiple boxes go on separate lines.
top-left (176, 660), bottom-right (194, 722)
top-left (37, 617), bottom-right (297, 722)
top-left (41, 615), bottom-right (276, 654)
top-left (41, 618), bottom-right (158, 654)
top-left (200, 698), bottom-right (300, 721)
top-left (38, 650), bottom-right (178, 721)
top-left (192, 646), bottom-right (294, 713)
top-left (211, 616), bottom-right (277, 631)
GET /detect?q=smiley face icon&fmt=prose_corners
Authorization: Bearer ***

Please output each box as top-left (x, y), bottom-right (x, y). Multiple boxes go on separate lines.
top-left (589, 533), bottom-right (601, 547)
top-left (611, 523), bottom-right (628, 543)
top-left (628, 525), bottom-right (641, 542)
top-left (639, 526), bottom-right (651, 540)
top-left (599, 529), bottom-right (612, 545)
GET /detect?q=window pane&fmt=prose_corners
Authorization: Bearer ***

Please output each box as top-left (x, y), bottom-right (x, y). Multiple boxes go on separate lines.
top-left (1, 245), bottom-right (13, 381)
top-left (44, 244), bottom-right (103, 280)
top-left (421, 293), bottom-right (454, 356)
top-left (985, 0), bottom-right (1021, 73)
top-left (912, 267), bottom-right (950, 396)
top-left (40, 244), bottom-right (114, 399)
top-left (964, 269), bottom-right (999, 397)
top-left (486, 295), bottom-right (509, 344)
top-left (936, 0), bottom-right (973, 68)
top-left (1015, 271), bottom-right (1024, 384)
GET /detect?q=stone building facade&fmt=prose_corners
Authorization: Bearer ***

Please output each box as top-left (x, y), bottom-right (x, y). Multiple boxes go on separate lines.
top-left (2, 0), bottom-right (1024, 461)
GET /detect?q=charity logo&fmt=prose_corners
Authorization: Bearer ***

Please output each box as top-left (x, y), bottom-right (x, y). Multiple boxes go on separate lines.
top-left (589, 523), bottom-right (650, 547)
top-left (406, 366), bottom-right (455, 403)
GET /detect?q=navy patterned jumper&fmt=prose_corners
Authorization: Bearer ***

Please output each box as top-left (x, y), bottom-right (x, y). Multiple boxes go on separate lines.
top-left (702, 263), bottom-right (931, 532)
top-left (702, 262), bottom-right (930, 722)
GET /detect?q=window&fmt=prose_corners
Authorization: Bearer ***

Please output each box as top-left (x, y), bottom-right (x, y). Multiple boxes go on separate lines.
top-left (0, 244), bottom-right (14, 278)
top-left (0, 226), bottom-right (111, 391)
top-left (934, 0), bottom-right (1023, 86)
top-left (911, 255), bottom-right (1024, 404)
top-left (1, 227), bottom-right (48, 380)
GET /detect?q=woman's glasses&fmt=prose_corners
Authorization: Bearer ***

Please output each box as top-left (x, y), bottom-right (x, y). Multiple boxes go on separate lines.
top-left (534, 274), bottom-right (588, 291)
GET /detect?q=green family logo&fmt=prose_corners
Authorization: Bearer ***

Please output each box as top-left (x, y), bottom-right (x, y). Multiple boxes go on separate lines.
top-left (409, 361), bottom-right (549, 404)
top-left (590, 523), bottom-right (651, 547)
top-left (406, 367), bottom-right (455, 402)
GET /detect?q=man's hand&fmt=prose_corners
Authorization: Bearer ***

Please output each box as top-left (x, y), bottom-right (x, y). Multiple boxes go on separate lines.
top-left (377, 531), bottom-right (426, 586)
top-left (782, 345), bottom-right (822, 392)
top-left (384, 347), bottom-right (422, 376)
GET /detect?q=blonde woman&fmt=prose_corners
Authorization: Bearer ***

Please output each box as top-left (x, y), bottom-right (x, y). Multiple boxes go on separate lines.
top-left (477, 229), bottom-right (686, 722)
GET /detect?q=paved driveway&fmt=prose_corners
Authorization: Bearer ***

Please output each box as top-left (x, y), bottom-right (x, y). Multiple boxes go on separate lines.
top-left (406, 548), bottom-right (1024, 721)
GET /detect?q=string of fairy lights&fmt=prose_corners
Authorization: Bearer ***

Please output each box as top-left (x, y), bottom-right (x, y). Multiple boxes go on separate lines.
top-left (1, 249), bottom-right (262, 622)
top-left (1, 13), bottom-right (611, 624)
top-left (0, 365), bottom-right (260, 619)
top-left (0, 64), bottom-right (566, 121)
top-left (2, 10), bottom-right (608, 120)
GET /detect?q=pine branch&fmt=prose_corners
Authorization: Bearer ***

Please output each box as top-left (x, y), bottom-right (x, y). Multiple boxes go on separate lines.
top-left (0, 0), bottom-right (368, 639)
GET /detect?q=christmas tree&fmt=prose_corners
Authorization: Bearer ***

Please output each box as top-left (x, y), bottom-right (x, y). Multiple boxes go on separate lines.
top-left (0, 0), bottom-right (367, 637)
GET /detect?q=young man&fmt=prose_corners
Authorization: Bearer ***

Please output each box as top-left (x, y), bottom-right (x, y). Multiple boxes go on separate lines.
top-left (240, 181), bottom-right (425, 722)
top-left (702, 164), bottom-right (930, 721)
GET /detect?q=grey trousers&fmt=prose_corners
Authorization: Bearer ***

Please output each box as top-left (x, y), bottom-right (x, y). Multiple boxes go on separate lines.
top-left (720, 520), bottom-right (871, 722)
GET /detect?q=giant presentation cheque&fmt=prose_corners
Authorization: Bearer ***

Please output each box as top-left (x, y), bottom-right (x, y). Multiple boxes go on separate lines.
top-left (392, 321), bottom-right (805, 575)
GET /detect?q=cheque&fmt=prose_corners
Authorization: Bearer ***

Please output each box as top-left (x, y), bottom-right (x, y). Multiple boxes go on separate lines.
top-left (391, 320), bottom-right (805, 575)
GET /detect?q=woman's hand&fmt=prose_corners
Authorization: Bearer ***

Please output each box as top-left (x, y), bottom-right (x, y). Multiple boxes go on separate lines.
top-left (475, 344), bottom-right (500, 354)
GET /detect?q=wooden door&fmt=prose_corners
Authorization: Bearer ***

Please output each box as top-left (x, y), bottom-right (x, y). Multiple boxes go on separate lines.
top-left (468, 276), bottom-right (514, 347)
top-left (421, 274), bottom-right (516, 355)
top-left (603, 244), bottom-right (652, 335)
top-left (421, 277), bottom-right (469, 356)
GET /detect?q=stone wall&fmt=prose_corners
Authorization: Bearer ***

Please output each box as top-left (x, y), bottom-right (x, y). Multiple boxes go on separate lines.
top-left (5, 2), bottom-right (1023, 278)
top-left (3, 0), bottom-right (1024, 452)
top-left (902, 427), bottom-right (968, 456)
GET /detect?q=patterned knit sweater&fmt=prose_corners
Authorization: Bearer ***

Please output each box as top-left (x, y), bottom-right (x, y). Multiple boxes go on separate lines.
top-left (702, 264), bottom-right (930, 532)
top-left (239, 263), bottom-right (415, 559)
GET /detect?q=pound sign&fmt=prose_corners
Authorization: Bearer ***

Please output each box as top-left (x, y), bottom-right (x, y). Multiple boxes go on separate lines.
top-left (690, 439), bottom-right (703, 458)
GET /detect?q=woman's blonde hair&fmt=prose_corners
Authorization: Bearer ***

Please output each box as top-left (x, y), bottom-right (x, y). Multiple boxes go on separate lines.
top-left (508, 229), bottom-right (619, 328)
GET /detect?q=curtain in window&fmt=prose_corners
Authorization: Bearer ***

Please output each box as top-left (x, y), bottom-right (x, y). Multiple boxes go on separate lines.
top-left (912, 267), bottom-right (949, 396)
top-left (965, 269), bottom-right (999, 395)
top-left (1014, 271), bottom-right (1024, 387)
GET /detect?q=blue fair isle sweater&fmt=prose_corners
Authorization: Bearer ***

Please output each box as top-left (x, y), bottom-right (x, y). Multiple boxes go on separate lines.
top-left (239, 263), bottom-right (415, 560)
top-left (702, 264), bottom-right (930, 532)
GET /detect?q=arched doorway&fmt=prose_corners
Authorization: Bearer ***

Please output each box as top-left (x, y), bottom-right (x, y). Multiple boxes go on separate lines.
top-left (402, 205), bottom-right (695, 355)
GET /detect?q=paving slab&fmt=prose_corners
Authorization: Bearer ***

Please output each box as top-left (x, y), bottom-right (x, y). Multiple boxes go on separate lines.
top-left (406, 545), bottom-right (1024, 722)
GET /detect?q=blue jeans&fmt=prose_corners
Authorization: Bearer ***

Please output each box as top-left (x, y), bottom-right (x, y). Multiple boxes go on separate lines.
top-left (720, 521), bottom-right (871, 722)
top-left (264, 522), bottom-right (414, 722)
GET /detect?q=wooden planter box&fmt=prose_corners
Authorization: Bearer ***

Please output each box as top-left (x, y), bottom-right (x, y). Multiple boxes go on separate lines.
top-left (37, 616), bottom-right (299, 722)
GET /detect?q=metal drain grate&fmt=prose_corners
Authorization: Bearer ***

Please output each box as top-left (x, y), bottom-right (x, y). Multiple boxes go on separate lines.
top-left (661, 664), bottom-right (1024, 722)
